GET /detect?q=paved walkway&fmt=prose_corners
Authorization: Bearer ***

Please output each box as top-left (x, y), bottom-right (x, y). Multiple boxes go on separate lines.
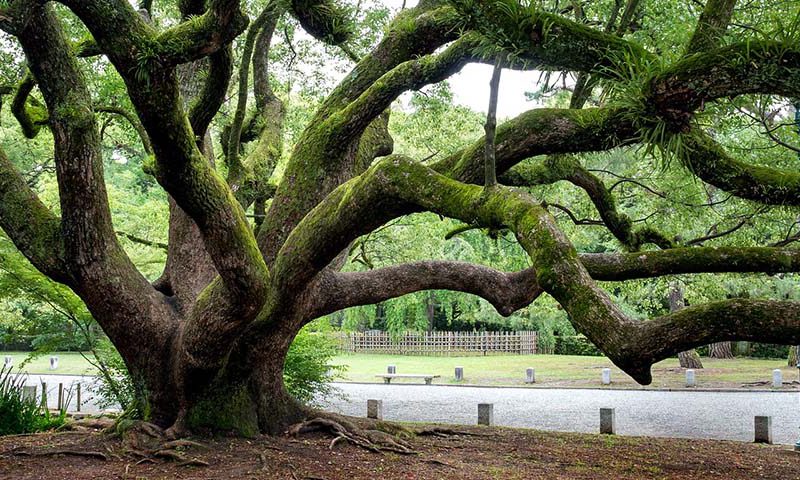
top-left (322, 382), bottom-right (800, 445)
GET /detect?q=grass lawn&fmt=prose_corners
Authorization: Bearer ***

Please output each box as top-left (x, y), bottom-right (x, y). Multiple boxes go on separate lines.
top-left (1, 352), bottom-right (98, 375)
top-left (3, 350), bottom-right (796, 389)
top-left (331, 353), bottom-right (798, 389)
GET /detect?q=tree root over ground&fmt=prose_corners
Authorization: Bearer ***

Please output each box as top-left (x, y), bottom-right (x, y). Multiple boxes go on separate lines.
top-left (11, 447), bottom-right (109, 460)
top-left (287, 412), bottom-right (485, 455)
top-left (120, 421), bottom-right (209, 467)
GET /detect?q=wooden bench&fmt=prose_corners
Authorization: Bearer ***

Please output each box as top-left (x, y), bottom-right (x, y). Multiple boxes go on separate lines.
top-left (375, 374), bottom-right (441, 385)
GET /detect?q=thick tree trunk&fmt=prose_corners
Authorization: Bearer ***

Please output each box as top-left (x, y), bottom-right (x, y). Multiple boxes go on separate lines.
top-left (669, 284), bottom-right (704, 369)
top-left (708, 341), bottom-right (734, 359)
top-left (179, 319), bottom-right (307, 436)
top-left (789, 345), bottom-right (798, 367)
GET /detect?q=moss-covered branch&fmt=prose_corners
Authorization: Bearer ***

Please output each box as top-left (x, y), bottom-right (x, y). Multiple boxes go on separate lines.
top-left (228, 6), bottom-right (286, 210)
top-left (188, 47), bottom-right (233, 140)
top-left (274, 157), bottom-right (800, 386)
top-left (153, 0), bottom-right (248, 66)
top-left (288, 0), bottom-right (353, 46)
top-left (580, 247), bottom-right (800, 280)
top-left (255, 2), bottom-right (464, 266)
top-left (682, 133), bottom-right (800, 205)
top-left (452, 0), bottom-right (648, 74)
top-left (10, 72), bottom-right (49, 139)
top-left (309, 263), bottom-right (541, 319)
top-left (332, 35), bottom-right (480, 146)
top-left (649, 42), bottom-right (800, 126)
top-left (685, 0), bottom-right (737, 55)
top-left (501, 156), bottom-right (675, 250)
top-left (227, 5), bottom-right (279, 178)
top-left (639, 299), bottom-right (800, 367)
top-left (95, 105), bottom-right (153, 155)
top-left (14, 2), bottom-right (178, 395)
top-left (0, 146), bottom-right (68, 283)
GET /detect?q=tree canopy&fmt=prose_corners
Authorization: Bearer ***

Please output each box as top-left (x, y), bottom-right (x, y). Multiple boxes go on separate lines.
top-left (0, 0), bottom-right (798, 437)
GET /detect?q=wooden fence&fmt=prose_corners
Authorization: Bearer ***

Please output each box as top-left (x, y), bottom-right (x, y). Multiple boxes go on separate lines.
top-left (333, 331), bottom-right (537, 356)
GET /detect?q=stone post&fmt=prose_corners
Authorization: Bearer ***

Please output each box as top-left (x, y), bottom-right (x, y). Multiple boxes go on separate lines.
top-left (387, 365), bottom-right (396, 374)
top-left (367, 399), bottom-right (383, 420)
top-left (49, 356), bottom-right (58, 370)
top-left (525, 368), bottom-right (535, 384)
top-left (3, 356), bottom-right (11, 367)
top-left (754, 416), bottom-right (772, 444)
top-left (455, 366), bottom-right (464, 382)
top-left (772, 369), bottom-right (782, 388)
top-left (686, 369), bottom-right (696, 387)
top-left (478, 403), bottom-right (494, 426)
top-left (21, 385), bottom-right (36, 402)
top-left (601, 368), bottom-right (611, 385)
top-left (600, 408), bottom-right (616, 435)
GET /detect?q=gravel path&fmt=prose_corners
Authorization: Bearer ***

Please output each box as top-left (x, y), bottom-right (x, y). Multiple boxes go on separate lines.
top-left (322, 382), bottom-right (800, 445)
top-left (22, 375), bottom-right (800, 445)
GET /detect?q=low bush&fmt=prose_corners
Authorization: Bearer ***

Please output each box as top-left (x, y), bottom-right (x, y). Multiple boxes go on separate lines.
top-left (554, 335), bottom-right (603, 356)
top-left (0, 365), bottom-right (66, 435)
top-left (284, 327), bottom-right (345, 405)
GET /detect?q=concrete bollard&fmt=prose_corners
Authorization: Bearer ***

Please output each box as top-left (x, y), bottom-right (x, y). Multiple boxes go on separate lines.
top-left (525, 368), bottom-right (536, 384)
top-left (367, 399), bottom-right (383, 420)
top-left (3, 356), bottom-right (11, 367)
top-left (686, 369), bottom-right (696, 387)
top-left (49, 356), bottom-right (58, 370)
top-left (455, 366), bottom-right (464, 382)
top-left (601, 368), bottom-right (611, 385)
top-left (21, 386), bottom-right (36, 402)
top-left (387, 365), bottom-right (396, 374)
top-left (600, 408), bottom-right (616, 435)
top-left (754, 416), bottom-right (773, 444)
top-left (772, 369), bottom-right (782, 388)
top-left (478, 403), bottom-right (494, 426)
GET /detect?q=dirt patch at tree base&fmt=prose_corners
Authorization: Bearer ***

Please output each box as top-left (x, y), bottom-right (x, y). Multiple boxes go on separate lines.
top-left (1, 425), bottom-right (797, 479)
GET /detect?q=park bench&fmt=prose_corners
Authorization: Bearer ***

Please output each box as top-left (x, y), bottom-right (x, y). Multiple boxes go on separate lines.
top-left (375, 373), bottom-right (441, 385)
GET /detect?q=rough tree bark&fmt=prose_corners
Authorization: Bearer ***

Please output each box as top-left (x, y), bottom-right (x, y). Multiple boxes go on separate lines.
top-left (670, 284), bottom-right (704, 369)
top-left (708, 342), bottom-right (735, 359)
top-left (0, 0), bottom-right (799, 438)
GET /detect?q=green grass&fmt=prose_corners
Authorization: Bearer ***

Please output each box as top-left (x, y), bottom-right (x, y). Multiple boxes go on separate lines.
top-left (330, 353), bottom-right (796, 389)
top-left (1, 352), bottom-right (98, 375)
top-left (2, 351), bottom-right (795, 389)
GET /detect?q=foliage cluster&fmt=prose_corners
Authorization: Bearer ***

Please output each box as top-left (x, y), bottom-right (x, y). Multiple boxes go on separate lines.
top-left (0, 365), bottom-right (66, 435)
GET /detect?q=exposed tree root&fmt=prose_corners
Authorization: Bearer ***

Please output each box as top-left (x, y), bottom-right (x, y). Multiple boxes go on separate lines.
top-left (288, 417), bottom-right (416, 455)
top-left (415, 426), bottom-right (490, 437)
top-left (12, 448), bottom-right (109, 460)
top-left (116, 421), bottom-right (209, 467)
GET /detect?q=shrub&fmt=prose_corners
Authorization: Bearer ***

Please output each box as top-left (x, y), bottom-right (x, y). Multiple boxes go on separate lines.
top-left (741, 343), bottom-right (790, 359)
top-left (0, 365), bottom-right (65, 435)
top-left (554, 335), bottom-right (603, 356)
top-left (284, 327), bottom-right (345, 405)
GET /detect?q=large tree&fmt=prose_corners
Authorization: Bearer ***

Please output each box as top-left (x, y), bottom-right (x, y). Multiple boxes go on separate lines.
top-left (0, 0), bottom-right (799, 438)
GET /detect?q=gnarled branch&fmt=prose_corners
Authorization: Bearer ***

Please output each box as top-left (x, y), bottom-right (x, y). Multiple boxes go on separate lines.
top-left (309, 263), bottom-right (541, 319)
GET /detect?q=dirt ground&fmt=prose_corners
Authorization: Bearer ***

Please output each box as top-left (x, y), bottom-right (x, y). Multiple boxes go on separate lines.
top-left (1, 423), bottom-right (798, 480)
